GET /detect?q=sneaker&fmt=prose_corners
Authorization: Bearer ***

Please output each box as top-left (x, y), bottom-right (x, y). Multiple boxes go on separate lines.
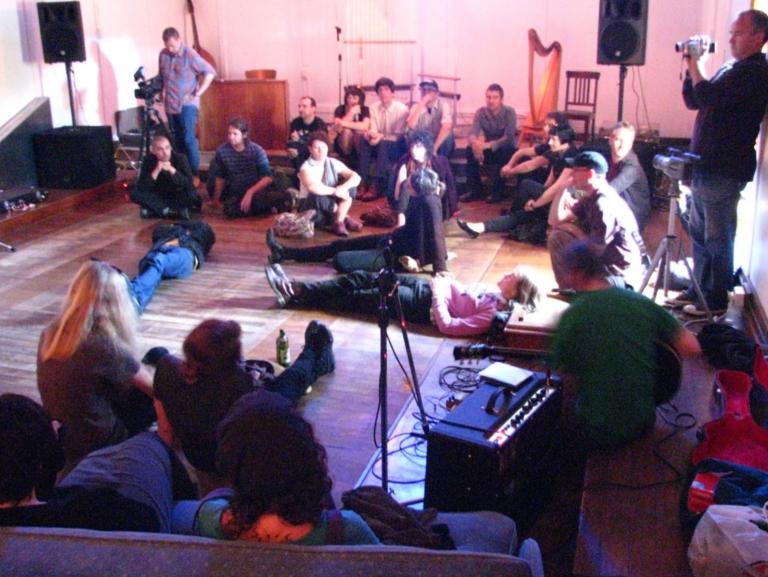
top-left (399, 255), bottom-right (420, 273)
top-left (139, 207), bottom-right (152, 219)
top-left (665, 290), bottom-right (696, 308)
top-left (265, 264), bottom-right (294, 307)
top-left (304, 320), bottom-right (335, 377)
top-left (344, 215), bottom-right (364, 232)
top-left (142, 346), bottom-right (170, 366)
top-left (682, 303), bottom-right (728, 318)
top-left (265, 228), bottom-right (284, 264)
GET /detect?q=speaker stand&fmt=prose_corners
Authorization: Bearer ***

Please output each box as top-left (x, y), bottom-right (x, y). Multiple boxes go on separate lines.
top-left (617, 64), bottom-right (628, 121)
top-left (65, 60), bottom-right (76, 126)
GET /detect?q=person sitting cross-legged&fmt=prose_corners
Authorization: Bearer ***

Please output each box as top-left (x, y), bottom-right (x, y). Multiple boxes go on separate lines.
top-left (131, 133), bottom-right (200, 220)
top-left (298, 131), bottom-right (363, 237)
top-left (267, 167), bottom-right (449, 275)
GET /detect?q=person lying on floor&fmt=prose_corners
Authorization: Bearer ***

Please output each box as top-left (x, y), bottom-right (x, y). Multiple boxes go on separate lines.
top-left (267, 167), bottom-right (449, 274)
top-left (151, 318), bottom-right (334, 495)
top-left (128, 220), bottom-right (216, 313)
top-left (175, 390), bottom-right (380, 545)
top-left (265, 264), bottom-right (540, 337)
top-left (0, 394), bottom-right (195, 533)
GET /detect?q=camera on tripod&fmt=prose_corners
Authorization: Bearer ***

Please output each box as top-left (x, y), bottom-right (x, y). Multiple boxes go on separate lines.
top-left (653, 148), bottom-right (699, 182)
top-left (133, 66), bottom-right (163, 101)
top-left (675, 35), bottom-right (716, 58)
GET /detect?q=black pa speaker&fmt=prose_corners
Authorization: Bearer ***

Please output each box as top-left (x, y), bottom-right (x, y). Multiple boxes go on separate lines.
top-left (37, 1), bottom-right (86, 63)
top-left (597, 0), bottom-right (649, 65)
top-left (33, 126), bottom-right (115, 189)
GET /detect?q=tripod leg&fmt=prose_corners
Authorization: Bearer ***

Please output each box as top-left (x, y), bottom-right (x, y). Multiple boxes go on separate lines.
top-left (0, 240), bottom-right (16, 252)
top-left (377, 289), bottom-right (389, 492)
top-left (390, 291), bottom-right (430, 435)
top-left (639, 237), bottom-right (669, 293)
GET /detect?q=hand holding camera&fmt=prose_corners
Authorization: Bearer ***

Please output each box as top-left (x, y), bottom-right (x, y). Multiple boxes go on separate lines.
top-left (675, 35), bottom-right (717, 60)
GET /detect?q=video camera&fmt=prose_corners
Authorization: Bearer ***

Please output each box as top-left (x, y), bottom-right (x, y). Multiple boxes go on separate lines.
top-left (675, 35), bottom-right (716, 58)
top-left (652, 148), bottom-right (699, 181)
top-left (133, 66), bottom-right (163, 101)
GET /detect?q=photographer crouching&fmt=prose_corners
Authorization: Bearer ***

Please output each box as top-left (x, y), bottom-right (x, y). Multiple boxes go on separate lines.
top-left (671, 10), bottom-right (768, 317)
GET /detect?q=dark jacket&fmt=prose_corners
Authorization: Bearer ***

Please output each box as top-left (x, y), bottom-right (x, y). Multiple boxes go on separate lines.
top-left (151, 221), bottom-right (216, 267)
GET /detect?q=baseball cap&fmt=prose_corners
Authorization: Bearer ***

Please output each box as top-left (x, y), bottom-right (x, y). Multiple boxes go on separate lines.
top-left (566, 151), bottom-right (609, 174)
top-left (419, 79), bottom-right (439, 92)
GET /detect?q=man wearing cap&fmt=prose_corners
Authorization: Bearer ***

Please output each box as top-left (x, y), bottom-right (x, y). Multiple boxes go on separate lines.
top-left (461, 84), bottom-right (518, 203)
top-left (548, 151), bottom-right (645, 290)
top-left (357, 77), bottom-right (409, 200)
top-left (407, 79), bottom-right (455, 158)
top-left (674, 9), bottom-right (768, 317)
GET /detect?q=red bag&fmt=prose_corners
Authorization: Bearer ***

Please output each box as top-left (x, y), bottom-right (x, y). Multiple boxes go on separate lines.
top-left (692, 369), bottom-right (768, 472)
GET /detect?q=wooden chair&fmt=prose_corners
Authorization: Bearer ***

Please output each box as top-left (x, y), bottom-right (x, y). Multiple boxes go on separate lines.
top-left (517, 29), bottom-right (562, 147)
top-left (244, 69), bottom-right (276, 80)
top-left (563, 71), bottom-right (600, 143)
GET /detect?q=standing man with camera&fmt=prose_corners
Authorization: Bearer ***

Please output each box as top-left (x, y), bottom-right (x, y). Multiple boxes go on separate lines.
top-left (158, 27), bottom-right (216, 186)
top-left (676, 10), bottom-right (768, 317)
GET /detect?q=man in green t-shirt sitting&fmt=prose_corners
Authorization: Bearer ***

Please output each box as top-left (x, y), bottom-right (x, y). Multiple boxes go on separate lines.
top-left (550, 240), bottom-right (701, 449)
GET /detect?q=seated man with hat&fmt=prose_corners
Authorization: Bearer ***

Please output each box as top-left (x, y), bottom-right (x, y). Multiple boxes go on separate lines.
top-left (548, 150), bottom-right (646, 290)
top-left (406, 79), bottom-right (455, 158)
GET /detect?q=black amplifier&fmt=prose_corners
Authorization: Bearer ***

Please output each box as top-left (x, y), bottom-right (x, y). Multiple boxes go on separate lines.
top-left (424, 371), bottom-right (562, 528)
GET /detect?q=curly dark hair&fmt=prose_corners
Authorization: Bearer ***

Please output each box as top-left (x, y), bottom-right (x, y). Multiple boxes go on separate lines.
top-left (406, 129), bottom-right (435, 159)
top-left (215, 391), bottom-right (332, 534)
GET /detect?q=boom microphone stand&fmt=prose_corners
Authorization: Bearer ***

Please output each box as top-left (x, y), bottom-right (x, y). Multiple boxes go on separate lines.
top-left (376, 248), bottom-right (430, 492)
top-left (638, 178), bottom-right (712, 322)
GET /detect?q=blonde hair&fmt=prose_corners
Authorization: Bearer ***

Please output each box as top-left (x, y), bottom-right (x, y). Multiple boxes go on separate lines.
top-left (512, 266), bottom-right (541, 312)
top-left (40, 261), bottom-right (138, 361)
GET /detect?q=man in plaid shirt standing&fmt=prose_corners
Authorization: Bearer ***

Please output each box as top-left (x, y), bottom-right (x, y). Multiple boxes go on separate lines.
top-left (158, 27), bottom-right (216, 184)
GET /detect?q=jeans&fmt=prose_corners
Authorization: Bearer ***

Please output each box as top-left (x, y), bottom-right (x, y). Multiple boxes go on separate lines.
top-left (169, 105), bottom-right (200, 175)
top-left (59, 432), bottom-right (195, 533)
top-left (465, 141), bottom-right (516, 199)
top-left (436, 133), bottom-right (455, 159)
top-left (297, 270), bottom-right (433, 325)
top-left (483, 179), bottom-right (548, 233)
top-left (131, 246), bottom-right (195, 313)
top-left (689, 171), bottom-right (745, 309)
top-left (267, 348), bottom-right (318, 404)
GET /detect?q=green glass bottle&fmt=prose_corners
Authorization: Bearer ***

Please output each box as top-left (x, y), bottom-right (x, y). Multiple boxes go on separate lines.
top-left (276, 329), bottom-right (291, 367)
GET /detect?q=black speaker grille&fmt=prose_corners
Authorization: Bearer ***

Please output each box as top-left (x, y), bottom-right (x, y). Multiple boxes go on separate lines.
top-left (599, 21), bottom-right (639, 63)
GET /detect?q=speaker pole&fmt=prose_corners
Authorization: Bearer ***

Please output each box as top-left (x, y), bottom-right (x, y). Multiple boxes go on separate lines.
top-left (65, 60), bottom-right (76, 126)
top-left (617, 64), bottom-right (628, 121)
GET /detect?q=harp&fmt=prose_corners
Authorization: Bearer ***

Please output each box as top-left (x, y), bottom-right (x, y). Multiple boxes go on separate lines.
top-left (517, 30), bottom-right (562, 147)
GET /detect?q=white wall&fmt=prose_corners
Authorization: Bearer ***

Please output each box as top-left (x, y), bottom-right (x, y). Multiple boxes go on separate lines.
top-left (1, 0), bottom-right (745, 138)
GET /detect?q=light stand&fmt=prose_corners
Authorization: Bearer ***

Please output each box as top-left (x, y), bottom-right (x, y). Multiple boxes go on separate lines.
top-left (375, 249), bottom-right (430, 492)
top-left (638, 179), bottom-right (712, 321)
top-left (335, 26), bottom-right (343, 105)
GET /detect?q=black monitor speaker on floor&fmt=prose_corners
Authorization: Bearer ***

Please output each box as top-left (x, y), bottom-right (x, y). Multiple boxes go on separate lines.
top-left (33, 126), bottom-right (115, 189)
top-left (37, 1), bottom-right (86, 64)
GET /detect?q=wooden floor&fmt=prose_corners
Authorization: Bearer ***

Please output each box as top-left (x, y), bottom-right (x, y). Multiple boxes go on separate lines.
top-left (0, 182), bottom-right (718, 577)
top-left (0, 183), bottom-right (558, 501)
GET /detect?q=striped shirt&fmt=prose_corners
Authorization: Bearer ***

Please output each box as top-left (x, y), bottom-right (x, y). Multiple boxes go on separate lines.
top-left (158, 44), bottom-right (215, 114)
top-left (214, 141), bottom-right (272, 200)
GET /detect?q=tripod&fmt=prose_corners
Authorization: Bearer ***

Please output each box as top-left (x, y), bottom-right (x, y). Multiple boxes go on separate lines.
top-left (638, 179), bottom-right (712, 321)
top-left (375, 255), bottom-right (430, 492)
top-left (0, 240), bottom-right (15, 252)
